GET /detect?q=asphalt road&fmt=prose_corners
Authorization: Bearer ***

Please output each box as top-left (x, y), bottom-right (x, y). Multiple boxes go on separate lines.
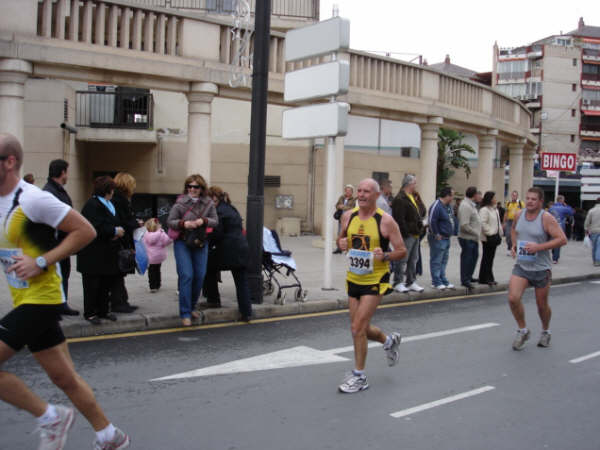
top-left (2, 281), bottom-right (600, 450)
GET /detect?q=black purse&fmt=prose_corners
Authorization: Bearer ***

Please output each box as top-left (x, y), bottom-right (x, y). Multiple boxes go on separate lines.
top-left (334, 209), bottom-right (343, 220)
top-left (184, 227), bottom-right (207, 248)
top-left (117, 247), bottom-right (136, 273)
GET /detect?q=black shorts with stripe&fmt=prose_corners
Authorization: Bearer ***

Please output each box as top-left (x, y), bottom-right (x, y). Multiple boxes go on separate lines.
top-left (0, 304), bottom-right (65, 353)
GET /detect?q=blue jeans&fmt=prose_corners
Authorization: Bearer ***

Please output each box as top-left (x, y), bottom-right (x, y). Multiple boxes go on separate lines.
top-left (428, 235), bottom-right (450, 287)
top-left (174, 240), bottom-right (208, 319)
top-left (458, 238), bottom-right (479, 285)
top-left (393, 235), bottom-right (419, 286)
top-left (591, 233), bottom-right (600, 264)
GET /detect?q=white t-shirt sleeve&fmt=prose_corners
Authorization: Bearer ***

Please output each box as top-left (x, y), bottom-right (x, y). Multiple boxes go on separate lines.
top-left (19, 182), bottom-right (71, 228)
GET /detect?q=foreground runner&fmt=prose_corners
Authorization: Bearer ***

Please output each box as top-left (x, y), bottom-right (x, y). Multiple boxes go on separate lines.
top-left (337, 178), bottom-right (407, 393)
top-left (509, 187), bottom-right (566, 351)
top-left (0, 134), bottom-right (130, 449)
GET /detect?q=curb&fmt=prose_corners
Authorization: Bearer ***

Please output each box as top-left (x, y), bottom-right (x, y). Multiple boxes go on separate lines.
top-left (63, 273), bottom-right (600, 339)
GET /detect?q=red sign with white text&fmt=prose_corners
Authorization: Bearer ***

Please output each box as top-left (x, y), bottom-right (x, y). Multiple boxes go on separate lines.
top-left (540, 152), bottom-right (577, 172)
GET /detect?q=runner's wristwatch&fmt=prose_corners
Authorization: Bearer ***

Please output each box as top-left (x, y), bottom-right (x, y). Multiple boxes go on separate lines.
top-left (35, 256), bottom-right (48, 271)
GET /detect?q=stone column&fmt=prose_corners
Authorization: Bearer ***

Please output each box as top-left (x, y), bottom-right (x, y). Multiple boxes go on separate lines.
top-left (477, 129), bottom-right (498, 194)
top-left (0, 59), bottom-right (33, 146)
top-left (508, 140), bottom-right (525, 198)
top-left (522, 147), bottom-right (535, 193)
top-left (419, 117), bottom-right (442, 209)
top-left (186, 82), bottom-right (218, 183)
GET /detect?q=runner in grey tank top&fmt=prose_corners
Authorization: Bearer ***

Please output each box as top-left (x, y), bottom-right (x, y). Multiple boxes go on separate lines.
top-left (507, 187), bottom-right (567, 351)
top-left (515, 209), bottom-right (552, 271)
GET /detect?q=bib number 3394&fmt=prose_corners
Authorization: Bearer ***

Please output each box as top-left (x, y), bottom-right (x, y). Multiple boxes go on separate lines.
top-left (347, 249), bottom-right (374, 275)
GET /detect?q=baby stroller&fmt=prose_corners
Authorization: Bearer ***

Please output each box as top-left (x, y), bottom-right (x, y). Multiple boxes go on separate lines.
top-left (262, 227), bottom-right (307, 305)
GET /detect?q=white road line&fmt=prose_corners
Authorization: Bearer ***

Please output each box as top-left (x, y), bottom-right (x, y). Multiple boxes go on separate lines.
top-left (590, 281), bottom-right (600, 285)
top-left (569, 351), bottom-right (600, 364)
top-left (327, 323), bottom-right (500, 355)
top-left (390, 386), bottom-right (496, 419)
top-left (552, 282), bottom-right (581, 288)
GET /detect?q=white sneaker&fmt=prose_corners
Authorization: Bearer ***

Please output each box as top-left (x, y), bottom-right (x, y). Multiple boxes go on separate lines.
top-left (512, 329), bottom-right (530, 351)
top-left (444, 283), bottom-right (455, 289)
top-left (338, 372), bottom-right (369, 393)
top-left (394, 283), bottom-right (409, 293)
top-left (407, 282), bottom-right (424, 292)
top-left (433, 285), bottom-right (446, 290)
top-left (94, 427), bottom-right (130, 449)
top-left (36, 405), bottom-right (74, 450)
top-left (384, 332), bottom-right (402, 366)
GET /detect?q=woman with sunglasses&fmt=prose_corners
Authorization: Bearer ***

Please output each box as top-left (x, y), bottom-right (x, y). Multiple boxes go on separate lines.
top-left (167, 174), bottom-right (218, 326)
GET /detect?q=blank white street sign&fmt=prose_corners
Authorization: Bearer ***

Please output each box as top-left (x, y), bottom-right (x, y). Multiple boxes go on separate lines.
top-left (284, 61), bottom-right (350, 103)
top-left (284, 17), bottom-right (350, 62)
top-left (282, 102), bottom-right (349, 139)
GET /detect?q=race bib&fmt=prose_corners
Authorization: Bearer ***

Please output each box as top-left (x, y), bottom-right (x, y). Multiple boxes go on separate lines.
top-left (0, 248), bottom-right (28, 289)
top-left (347, 248), bottom-right (374, 275)
top-left (517, 240), bottom-right (536, 262)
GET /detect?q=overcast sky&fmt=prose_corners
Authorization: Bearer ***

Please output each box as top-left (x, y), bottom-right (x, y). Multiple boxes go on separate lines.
top-left (319, 0), bottom-right (600, 73)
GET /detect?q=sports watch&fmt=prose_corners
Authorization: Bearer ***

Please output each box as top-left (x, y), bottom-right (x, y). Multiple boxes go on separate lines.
top-left (35, 256), bottom-right (48, 271)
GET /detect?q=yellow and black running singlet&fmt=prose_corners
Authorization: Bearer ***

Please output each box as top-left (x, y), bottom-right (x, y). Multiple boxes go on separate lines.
top-left (345, 207), bottom-right (390, 286)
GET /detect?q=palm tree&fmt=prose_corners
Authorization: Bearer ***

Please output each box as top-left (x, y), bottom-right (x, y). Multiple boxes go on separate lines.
top-left (436, 128), bottom-right (476, 195)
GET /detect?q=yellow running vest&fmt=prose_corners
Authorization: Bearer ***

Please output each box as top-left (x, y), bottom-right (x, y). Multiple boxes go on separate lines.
top-left (345, 207), bottom-right (390, 285)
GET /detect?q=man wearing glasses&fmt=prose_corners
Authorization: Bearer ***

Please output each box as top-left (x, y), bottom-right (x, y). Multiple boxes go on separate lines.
top-left (0, 134), bottom-right (130, 449)
top-left (336, 178), bottom-right (407, 393)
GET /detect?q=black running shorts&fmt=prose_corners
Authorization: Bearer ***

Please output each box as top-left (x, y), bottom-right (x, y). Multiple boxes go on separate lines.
top-left (0, 304), bottom-right (66, 353)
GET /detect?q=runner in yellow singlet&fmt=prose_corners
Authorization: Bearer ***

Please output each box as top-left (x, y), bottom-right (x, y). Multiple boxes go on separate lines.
top-left (336, 178), bottom-right (407, 393)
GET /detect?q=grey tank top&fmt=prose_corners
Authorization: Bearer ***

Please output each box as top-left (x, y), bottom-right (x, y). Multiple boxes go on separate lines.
top-left (514, 209), bottom-right (552, 271)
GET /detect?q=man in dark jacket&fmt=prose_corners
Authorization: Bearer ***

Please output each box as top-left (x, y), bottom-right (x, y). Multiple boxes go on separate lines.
top-left (427, 187), bottom-right (458, 290)
top-left (391, 174), bottom-right (425, 293)
top-left (43, 159), bottom-right (79, 315)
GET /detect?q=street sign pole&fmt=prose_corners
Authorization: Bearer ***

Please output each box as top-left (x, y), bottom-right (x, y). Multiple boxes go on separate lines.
top-left (554, 171), bottom-right (560, 201)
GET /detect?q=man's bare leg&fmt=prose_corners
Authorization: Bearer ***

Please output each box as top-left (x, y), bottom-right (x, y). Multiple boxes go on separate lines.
top-left (508, 275), bottom-right (529, 329)
top-left (534, 284), bottom-right (552, 331)
top-left (349, 295), bottom-right (385, 371)
top-left (34, 342), bottom-right (109, 431)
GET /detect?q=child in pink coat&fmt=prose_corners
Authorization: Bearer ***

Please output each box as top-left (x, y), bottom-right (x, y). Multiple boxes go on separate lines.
top-left (143, 218), bottom-right (172, 292)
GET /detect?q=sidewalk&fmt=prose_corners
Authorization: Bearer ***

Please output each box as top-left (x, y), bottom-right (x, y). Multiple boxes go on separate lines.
top-left (1, 236), bottom-right (598, 338)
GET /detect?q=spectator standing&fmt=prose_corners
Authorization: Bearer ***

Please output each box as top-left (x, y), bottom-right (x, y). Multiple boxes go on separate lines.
top-left (497, 202), bottom-right (506, 223)
top-left (42, 159), bottom-right (79, 316)
top-left (202, 186), bottom-right (253, 321)
top-left (413, 190), bottom-right (428, 277)
top-left (391, 174), bottom-right (425, 293)
top-left (109, 172), bottom-right (140, 313)
top-left (573, 208), bottom-right (586, 241)
top-left (77, 176), bottom-right (124, 324)
top-left (503, 192), bottom-right (523, 247)
top-left (427, 187), bottom-right (458, 290)
top-left (457, 186), bottom-right (482, 289)
top-left (548, 195), bottom-right (574, 263)
top-left (584, 197), bottom-right (600, 266)
top-left (167, 174), bottom-right (218, 327)
top-left (333, 185), bottom-right (356, 254)
top-left (375, 179), bottom-right (393, 215)
top-left (478, 191), bottom-right (503, 286)
top-left (143, 218), bottom-right (172, 292)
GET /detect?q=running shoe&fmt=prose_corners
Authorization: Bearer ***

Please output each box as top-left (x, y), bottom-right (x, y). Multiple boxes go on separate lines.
top-left (394, 283), bottom-right (409, 293)
top-left (512, 329), bottom-right (530, 351)
top-left (444, 283), bottom-right (455, 289)
top-left (537, 331), bottom-right (551, 348)
top-left (338, 373), bottom-right (369, 393)
top-left (93, 427), bottom-right (130, 450)
top-left (384, 332), bottom-right (402, 367)
top-left (407, 282), bottom-right (424, 292)
top-left (36, 405), bottom-right (74, 450)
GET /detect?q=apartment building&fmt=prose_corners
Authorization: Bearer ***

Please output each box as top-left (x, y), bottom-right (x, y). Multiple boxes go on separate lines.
top-left (493, 18), bottom-right (600, 163)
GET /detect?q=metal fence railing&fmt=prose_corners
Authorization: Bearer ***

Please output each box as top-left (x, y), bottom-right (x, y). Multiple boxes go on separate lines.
top-left (76, 91), bottom-right (154, 129)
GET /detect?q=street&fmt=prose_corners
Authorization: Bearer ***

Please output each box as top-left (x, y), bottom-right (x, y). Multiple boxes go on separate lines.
top-left (2, 281), bottom-right (600, 450)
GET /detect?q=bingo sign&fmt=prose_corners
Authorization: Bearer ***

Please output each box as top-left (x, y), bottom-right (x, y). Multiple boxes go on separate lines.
top-left (540, 152), bottom-right (577, 172)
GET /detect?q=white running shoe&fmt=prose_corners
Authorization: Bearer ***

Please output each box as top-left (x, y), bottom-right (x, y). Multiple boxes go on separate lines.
top-left (433, 285), bottom-right (446, 290)
top-left (394, 283), bottom-right (409, 293)
top-left (384, 332), bottom-right (402, 366)
top-left (94, 427), bottom-right (130, 450)
top-left (537, 331), bottom-right (551, 348)
top-left (512, 329), bottom-right (530, 351)
top-left (407, 282), bottom-right (424, 292)
top-left (444, 283), bottom-right (455, 289)
top-left (338, 373), bottom-right (369, 393)
top-left (36, 405), bottom-right (74, 450)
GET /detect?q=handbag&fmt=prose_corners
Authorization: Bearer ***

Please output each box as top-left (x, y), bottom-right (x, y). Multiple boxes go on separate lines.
top-left (167, 203), bottom-right (199, 241)
top-left (183, 202), bottom-right (212, 249)
top-left (333, 209), bottom-right (343, 220)
top-left (117, 247), bottom-right (136, 273)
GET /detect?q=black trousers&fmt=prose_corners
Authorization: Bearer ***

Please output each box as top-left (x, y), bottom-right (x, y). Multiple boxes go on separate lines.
top-left (478, 240), bottom-right (498, 283)
top-left (58, 256), bottom-right (71, 299)
top-left (203, 267), bottom-right (252, 317)
top-left (148, 264), bottom-right (162, 290)
top-left (82, 274), bottom-right (117, 318)
top-left (108, 275), bottom-right (129, 307)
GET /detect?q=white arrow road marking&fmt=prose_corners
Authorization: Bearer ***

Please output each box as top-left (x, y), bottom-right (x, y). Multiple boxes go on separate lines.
top-left (151, 346), bottom-right (350, 381)
top-left (390, 386), bottom-right (496, 419)
top-left (569, 350), bottom-right (600, 364)
top-left (151, 322), bottom-right (500, 381)
top-left (590, 281), bottom-right (600, 285)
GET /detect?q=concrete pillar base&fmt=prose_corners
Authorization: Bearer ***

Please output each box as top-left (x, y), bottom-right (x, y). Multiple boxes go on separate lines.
top-left (0, 59), bottom-right (33, 146)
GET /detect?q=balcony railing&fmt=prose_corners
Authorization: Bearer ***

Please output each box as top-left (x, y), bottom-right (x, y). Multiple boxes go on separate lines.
top-left (581, 123), bottom-right (600, 133)
top-left (582, 73), bottom-right (600, 82)
top-left (583, 99), bottom-right (600, 108)
top-left (498, 72), bottom-right (526, 81)
top-left (76, 91), bottom-right (154, 129)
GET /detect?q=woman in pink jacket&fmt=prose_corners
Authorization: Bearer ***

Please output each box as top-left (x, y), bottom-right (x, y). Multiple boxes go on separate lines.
top-left (143, 218), bottom-right (173, 292)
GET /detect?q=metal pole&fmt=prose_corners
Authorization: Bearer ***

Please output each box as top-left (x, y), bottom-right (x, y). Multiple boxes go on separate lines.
top-left (554, 171), bottom-right (560, 201)
top-left (323, 136), bottom-right (336, 290)
top-left (246, 0), bottom-right (271, 304)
